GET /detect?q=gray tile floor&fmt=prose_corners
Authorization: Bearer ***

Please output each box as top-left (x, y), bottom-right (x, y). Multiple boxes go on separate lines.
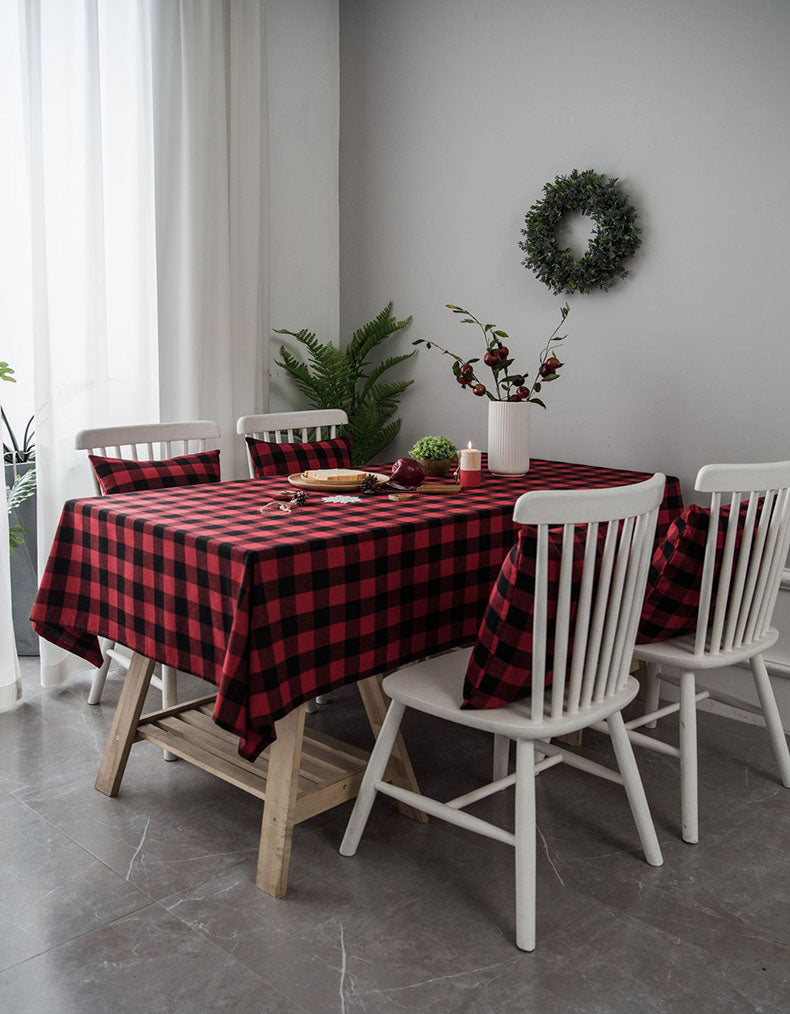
top-left (0, 658), bottom-right (788, 1013)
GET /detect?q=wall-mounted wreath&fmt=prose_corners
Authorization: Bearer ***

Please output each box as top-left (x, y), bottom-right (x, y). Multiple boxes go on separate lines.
top-left (519, 169), bottom-right (641, 294)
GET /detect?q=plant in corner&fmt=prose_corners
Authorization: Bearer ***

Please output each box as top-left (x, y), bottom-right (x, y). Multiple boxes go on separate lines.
top-left (274, 302), bottom-right (415, 466)
top-left (1, 361), bottom-right (37, 554)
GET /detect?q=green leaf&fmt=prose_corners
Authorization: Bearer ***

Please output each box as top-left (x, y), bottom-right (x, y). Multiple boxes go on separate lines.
top-left (273, 304), bottom-right (415, 465)
top-left (493, 330), bottom-right (509, 338)
top-left (542, 373), bottom-right (559, 382)
top-left (530, 397), bottom-right (547, 409)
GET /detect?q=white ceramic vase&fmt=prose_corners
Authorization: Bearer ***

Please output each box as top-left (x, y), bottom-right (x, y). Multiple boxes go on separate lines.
top-left (487, 400), bottom-right (531, 475)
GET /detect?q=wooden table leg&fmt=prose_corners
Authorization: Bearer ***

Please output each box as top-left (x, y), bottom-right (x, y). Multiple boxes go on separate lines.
top-left (256, 704), bottom-right (307, 897)
top-left (95, 652), bottom-right (156, 797)
top-left (357, 674), bottom-right (428, 823)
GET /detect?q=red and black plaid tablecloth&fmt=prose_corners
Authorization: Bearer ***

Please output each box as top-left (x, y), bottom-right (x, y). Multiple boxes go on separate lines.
top-left (31, 458), bottom-right (682, 760)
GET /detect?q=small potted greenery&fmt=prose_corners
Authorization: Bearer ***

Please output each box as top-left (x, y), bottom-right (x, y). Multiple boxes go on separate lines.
top-left (408, 435), bottom-right (458, 477)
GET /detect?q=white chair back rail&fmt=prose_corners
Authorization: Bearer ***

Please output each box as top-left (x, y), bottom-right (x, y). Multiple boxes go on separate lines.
top-left (75, 420), bottom-right (221, 495)
top-left (692, 461), bottom-right (790, 656)
top-left (236, 410), bottom-right (349, 478)
top-left (512, 474), bottom-right (665, 722)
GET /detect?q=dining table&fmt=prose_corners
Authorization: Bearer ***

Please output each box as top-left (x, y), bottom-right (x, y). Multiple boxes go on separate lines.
top-left (31, 456), bottom-right (683, 898)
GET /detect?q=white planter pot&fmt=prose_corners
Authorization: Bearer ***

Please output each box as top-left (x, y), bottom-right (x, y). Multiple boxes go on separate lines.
top-left (487, 401), bottom-right (531, 476)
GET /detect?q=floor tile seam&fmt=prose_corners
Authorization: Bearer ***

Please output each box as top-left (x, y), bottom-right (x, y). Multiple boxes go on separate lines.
top-left (13, 790), bottom-right (259, 903)
top-left (9, 794), bottom-right (160, 895)
top-left (152, 897), bottom-right (313, 1013)
top-left (0, 897), bottom-right (159, 979)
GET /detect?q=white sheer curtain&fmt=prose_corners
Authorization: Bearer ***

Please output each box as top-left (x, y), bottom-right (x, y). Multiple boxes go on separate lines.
top-left (152, 0), bottom-right (268, 478)
top-left (4, 0), bottom-right (268, 693)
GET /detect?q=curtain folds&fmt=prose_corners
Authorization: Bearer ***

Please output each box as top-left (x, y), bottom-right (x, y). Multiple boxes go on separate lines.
top-left (7, 0), bottom-right (268, 692)
top-left (152, 0), bottom-right (268, 480)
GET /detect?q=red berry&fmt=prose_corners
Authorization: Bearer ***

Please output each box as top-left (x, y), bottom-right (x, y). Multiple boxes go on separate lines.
top-left (456, 374), bottom-right (470, 386)
top-left (498, 346), bottom-right (509, 360)
top-left (473, 383), bottom-right (486, 397)
top-left (460, 363), bottom-right (473, 377)
top-left (483, 351), bottom-right (499, 368)
top-left (540, 356), bottom-right (563, 377)
top-left (513, 375), bottom-right (525, 386)
top-left (517, 386), bottom-right (530, 399)
top-left (508, 394), bottom-right (520, 402)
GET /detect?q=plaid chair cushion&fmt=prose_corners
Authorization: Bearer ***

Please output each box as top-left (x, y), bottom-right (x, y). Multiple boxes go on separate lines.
top-left (463, 525), bottom-right (594, 709)
top-left (637, 502), bottom-right (754, 644)
top-left (89, 450), bottom-right (221, 495)
top-left (245, 435), bottom-right (353, 478)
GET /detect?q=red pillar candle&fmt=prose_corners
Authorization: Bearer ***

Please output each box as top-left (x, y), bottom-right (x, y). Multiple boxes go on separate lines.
top-left (459, 442), bottom-right (482, 488)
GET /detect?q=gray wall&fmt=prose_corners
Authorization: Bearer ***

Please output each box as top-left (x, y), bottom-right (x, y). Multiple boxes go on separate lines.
top-left (268, 0), bottom-right (340, 411)
top-left (339, 0), bottom-right (790, 494)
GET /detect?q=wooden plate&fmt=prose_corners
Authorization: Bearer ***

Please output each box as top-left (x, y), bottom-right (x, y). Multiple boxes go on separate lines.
top-left (287, 471), bottom-right (390, 492)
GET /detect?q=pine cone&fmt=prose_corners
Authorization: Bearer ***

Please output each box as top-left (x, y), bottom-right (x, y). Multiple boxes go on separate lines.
top-left (360, 475), bottom-right (380, 496)
top-left (290, 490), bottom-right (308, 506)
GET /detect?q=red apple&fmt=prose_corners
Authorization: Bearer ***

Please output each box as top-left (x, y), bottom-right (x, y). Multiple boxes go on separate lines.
top-left (391, 457), bottom-right (425, 487)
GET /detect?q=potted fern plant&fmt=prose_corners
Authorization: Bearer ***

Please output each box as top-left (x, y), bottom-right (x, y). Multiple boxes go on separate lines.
top-left (274, 302), bottom-right (415, 466)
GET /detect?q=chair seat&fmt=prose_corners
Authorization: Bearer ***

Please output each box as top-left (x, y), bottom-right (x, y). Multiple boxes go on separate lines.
top-left (633, 627), bottom-right (778, 669)
top-left (383, 648), bottom-right (641, 741)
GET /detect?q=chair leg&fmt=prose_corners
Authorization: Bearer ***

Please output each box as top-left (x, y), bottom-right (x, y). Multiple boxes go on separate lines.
top-left (679, 670), bottom-right (699, 844)
top-left (87, 640), bottom-right (113, 705)
top-left (607, 711), bottom-right (663, 866)
top-left (514, 739), bottom-right (536, 952)
top-left (161, 666), bottom-right (178, 762)
top-left (340, 700), bottom-right (406, 857)
top-left (750, 655), bottom-right (790, 788)
top-left (493, 734), bottom-right (510, 781)
top-left (643, 663), bottom-right (661, 729)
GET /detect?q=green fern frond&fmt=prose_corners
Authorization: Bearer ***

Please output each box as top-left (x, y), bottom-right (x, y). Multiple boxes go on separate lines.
top-left (272, 304), bottom-right (414, 463)
top-left (275, 347), bottom-right (324, 404)
top-left (359, 353), bottom-right (416, 403)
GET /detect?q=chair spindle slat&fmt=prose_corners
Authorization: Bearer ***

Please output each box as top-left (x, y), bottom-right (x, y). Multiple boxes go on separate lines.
top-left (754, 488), bottom-right (790, 638)
top-left (594, 516), bottom-right (635, 702)
top-left (709, 491), bottom-right (742, 654)
top-left (550, 524), bottom-right (575, 718)
top-left (566, 522), bottom-right (598, 714)
top-left (607, 514), bottom-right (646, 696)
top-left (531, 525), bottom-right (549, 722)
top-left (694, 492), bottom-right (721, 655)
top-left (737, 489), bottom-right (776, 645)
top-left (581, 520), bottom-right (618, 709)
top-left (724, 491), bottom-right (759, 650)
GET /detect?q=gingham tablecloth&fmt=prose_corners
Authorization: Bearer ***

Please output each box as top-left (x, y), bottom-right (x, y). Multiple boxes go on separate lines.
top-left (31, 458), bottom-right (683, 760)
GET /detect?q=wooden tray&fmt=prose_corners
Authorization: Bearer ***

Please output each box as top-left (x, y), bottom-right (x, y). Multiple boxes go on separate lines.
top-left (287, 471), bottom-right (390, 492)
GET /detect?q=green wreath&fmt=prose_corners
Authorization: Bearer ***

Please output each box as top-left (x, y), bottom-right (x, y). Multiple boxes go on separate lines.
top-left (519, 169), bottom-right (641, 294)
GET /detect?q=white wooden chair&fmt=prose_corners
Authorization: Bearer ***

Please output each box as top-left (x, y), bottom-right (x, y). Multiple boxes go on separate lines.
top-left (628, 461), bottom-right (790, 844)
top-left (340, 474), bottom-right (666, 951)
top-left (74, 421), bottom-right (221, 753)
top-left (236, 410), bottom-right (349, 478)
top-left (237, 410), bottom-right (349, 712)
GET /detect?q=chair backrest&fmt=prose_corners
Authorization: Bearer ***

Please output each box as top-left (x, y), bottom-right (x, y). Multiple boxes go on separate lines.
top-left (236, 410), bottom-right (348, 478)
top-left (75, 420), bottom-right (221, 495)
top-left (512, 474), bottom-right (665, 721)
top-left (692, 460), bottom-right (790, 656)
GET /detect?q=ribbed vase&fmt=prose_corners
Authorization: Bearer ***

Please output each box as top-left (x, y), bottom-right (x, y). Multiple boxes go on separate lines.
top-left (487, 401), bottom-right (531, 476)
